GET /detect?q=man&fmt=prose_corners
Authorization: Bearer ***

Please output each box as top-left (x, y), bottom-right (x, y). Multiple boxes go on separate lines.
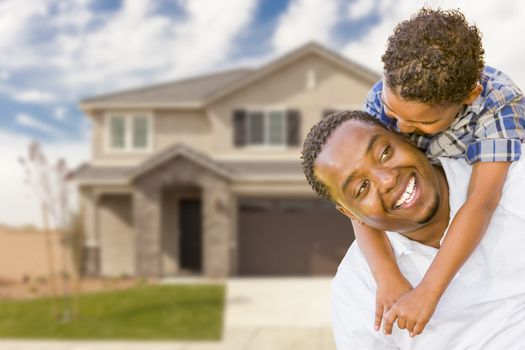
top-left (301, 111), bottom-right (525, 349)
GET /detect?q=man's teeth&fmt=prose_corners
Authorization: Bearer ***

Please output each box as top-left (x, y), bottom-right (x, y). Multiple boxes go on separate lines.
top-left (395, 176), bottom-right (416, 208)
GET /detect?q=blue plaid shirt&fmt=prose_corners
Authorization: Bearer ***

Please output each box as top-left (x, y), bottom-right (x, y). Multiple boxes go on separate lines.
top-left (364, 66), bottom-right (525, 165)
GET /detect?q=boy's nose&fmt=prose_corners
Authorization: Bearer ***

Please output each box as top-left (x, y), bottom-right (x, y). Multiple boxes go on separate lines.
top-left (397, 119), bottom-right (416, 133)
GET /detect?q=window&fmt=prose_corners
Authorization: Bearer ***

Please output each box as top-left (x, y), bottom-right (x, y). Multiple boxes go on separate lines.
top-left (132, 115), bottom-right (149, 149)
top-left (247, 110), bottom-right (286, 146)
top-left (106, 114), bottom-right (152, 152)
top-left (109, 116), bottom-right (126, 150)
top-left (233, 109), bottom-right (300, 147)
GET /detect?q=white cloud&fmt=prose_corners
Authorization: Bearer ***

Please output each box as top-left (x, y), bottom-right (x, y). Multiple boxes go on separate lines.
top-left (347, 0), bottom-right (376, 19)
top-left (16, 113), bottom-right (60, 135)
top-left (12, 89), bottom-right (56, 103)
top-left (0, 0), bottom-right (259, 100)
top-left (0, 71), bottom-right (9, 81)
top-left (48, 0), bottom-right (258, 98)
top-left (0, 130), bottom-right (88, 227)
top-left (342, 1), bottom-right (525, 90)
top-left (53, 106), bottom-right (67, 120)
top-left (272, 0), bottom-right (340, 54)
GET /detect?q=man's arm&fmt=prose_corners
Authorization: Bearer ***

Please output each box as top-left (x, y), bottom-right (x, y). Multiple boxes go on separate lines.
top-left (383, 161), bottom-right (511, 336)
top-left (332, 249), bottom-right (401, 350)
top-left (352, 221), bottom-right (412, 330)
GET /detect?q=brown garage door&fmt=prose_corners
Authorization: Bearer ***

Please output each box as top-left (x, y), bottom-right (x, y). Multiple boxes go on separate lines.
top-left (238, 197), bottom-right (354, 276)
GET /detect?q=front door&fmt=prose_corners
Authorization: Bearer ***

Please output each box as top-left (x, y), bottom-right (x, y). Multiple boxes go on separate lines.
top-left (179, 199), bottom-right (202, 273)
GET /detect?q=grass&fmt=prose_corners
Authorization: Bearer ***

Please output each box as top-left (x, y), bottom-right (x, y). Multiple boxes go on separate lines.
top-left (0, 284), bottom-right (225, 340)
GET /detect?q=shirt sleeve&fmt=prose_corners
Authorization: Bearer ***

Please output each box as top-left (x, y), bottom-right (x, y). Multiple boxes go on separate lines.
top-left (466, 95), bottom-right (525, 164)
top-left (364, 81), bottom-right (397, 128)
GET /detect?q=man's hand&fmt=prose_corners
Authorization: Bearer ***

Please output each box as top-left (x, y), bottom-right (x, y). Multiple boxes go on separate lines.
top-left (374, 275), bottom-right (413, 331)
top-left (382, 285), bottom-right (440, 337)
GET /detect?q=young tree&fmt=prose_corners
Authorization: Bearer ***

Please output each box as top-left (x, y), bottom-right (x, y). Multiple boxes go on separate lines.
top-left (19, 141), bottom-right (78, 322)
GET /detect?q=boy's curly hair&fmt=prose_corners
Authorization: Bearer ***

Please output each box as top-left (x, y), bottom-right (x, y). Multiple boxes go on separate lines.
top-left (301, 111), bottom-right (387, 202)
top-left (382, 7), bottom-right (485, 105)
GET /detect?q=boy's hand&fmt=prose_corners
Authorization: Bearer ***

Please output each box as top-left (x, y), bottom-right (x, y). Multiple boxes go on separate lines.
top-left (374, 275), bottom-right (412, 331)
top-left (382, 285), bottom-right (439, 337)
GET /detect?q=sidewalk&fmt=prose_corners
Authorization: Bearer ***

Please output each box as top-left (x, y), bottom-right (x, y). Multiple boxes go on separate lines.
top-left (0, 278), bottom-right (336, 350)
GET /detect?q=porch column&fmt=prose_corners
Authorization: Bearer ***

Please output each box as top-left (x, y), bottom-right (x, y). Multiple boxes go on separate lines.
top-left (202, 181), bottom-right (234, 277)
top-left (134, 187), bottom-right (162, 277)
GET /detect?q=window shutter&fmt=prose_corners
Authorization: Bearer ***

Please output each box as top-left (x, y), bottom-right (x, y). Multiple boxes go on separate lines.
top-left (233, 109), bottom-right (247, 147)
top-left (286, 109), bottom-right (301, 146)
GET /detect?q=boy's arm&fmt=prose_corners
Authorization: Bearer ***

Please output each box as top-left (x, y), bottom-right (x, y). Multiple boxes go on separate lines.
top-left (352, 220), bottom-right (412, 331)
top-left (383, 161), bottom-right (511, 337)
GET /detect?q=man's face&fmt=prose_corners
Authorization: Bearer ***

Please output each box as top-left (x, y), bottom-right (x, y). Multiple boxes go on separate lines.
top-left (381, 85), bottom-right (462, 135)
top-left (314, 120), bottom-right (441, 233)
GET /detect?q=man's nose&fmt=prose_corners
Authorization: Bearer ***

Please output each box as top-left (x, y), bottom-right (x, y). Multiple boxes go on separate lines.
top-left (373, 167), bottom-right (397, 194)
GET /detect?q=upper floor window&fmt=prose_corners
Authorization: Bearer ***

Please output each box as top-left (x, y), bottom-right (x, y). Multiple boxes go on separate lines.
top-left (106, 114), bottom-right (152, 152)
top-left (233, 109), bottom-right (300, 147)
top-left (246, 110), bottom-right (286, 146)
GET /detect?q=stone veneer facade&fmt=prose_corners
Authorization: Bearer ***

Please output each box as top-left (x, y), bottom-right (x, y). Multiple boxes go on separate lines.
top-left (131, 156), bottom-right (234, 277)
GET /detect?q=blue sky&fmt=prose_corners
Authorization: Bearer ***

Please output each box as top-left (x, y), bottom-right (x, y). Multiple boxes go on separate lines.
top-left (2, 0), bottom-right (525, 226)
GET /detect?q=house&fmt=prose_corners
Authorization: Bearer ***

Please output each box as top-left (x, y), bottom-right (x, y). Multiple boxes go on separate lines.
top-left (74, 42), bottom-right (380, 278)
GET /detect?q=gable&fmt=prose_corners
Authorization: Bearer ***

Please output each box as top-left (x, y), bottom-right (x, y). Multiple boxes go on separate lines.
top-left (206, 42), bottom-right (379, 105)
top-left (209, 52), bottom-right (378, 110)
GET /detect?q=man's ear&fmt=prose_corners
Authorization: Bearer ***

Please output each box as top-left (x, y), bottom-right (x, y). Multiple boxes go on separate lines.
top-left (335, 204), bottom-right (363, 225)
top-left (463, 83), bottom-right (483, 104)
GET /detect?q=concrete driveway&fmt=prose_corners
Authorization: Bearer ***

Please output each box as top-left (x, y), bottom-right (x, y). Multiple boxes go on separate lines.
top-left (0, 278), bottom-right (336, 350)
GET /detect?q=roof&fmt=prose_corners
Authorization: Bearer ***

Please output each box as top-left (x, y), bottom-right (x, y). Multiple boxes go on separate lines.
top-left (80, 42), bottom-right (380, 110)
top-left (80, 68), bottom-right (253, 110)
top-left (68, 163), bottom-right (132, 184)
top-left (72, 151), bottom-right (304, 185)
top-left (128, 144), bottom-right (235, 181)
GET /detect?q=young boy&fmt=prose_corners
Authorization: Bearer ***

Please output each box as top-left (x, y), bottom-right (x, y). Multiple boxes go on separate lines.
top-left (357, 8), bottom-right (525, 337)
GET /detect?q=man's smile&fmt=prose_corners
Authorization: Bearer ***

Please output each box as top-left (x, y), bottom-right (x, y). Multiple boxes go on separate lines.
top-left (393, 174), bottom-right (418, 210)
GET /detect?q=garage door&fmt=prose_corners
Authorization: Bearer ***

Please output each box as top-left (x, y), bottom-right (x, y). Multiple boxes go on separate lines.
top-left (238, 197), bottom-right (354, 276)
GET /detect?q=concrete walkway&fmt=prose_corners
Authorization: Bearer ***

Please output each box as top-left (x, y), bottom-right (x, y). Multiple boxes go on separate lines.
top-left (0, 278), bottom-right (336, 350)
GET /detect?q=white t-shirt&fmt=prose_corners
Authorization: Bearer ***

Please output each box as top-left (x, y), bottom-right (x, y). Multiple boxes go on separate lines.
top-left (332, 152), bottom-right (525, 349)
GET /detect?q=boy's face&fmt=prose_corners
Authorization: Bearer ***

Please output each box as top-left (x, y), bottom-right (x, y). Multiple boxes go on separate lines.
top-left (381, 85), bottom-right (464, 135)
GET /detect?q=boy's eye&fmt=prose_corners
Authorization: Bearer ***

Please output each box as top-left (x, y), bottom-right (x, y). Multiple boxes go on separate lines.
top-left (356, 180), bottom-right (369, 198)
top-left (379, 146), bottom-right (391, 163)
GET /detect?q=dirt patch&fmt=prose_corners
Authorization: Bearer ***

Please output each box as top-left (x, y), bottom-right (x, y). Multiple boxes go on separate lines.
top-left (0, 276), bottom-right (157, 300)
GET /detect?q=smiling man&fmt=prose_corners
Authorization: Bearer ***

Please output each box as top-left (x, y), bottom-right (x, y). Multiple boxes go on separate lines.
top-left (302, 111), bottom-right (525, 349)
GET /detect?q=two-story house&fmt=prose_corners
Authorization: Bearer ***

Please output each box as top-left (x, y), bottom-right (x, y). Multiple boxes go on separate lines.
top-left (73, 42), bottom-right (380, 278)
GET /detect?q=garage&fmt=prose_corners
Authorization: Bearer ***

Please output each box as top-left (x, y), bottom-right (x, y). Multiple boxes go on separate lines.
top-left (237, 197), bottom-right (354, 276)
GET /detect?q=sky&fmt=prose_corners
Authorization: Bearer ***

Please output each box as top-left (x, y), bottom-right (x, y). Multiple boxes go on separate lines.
top-left (2, 0), bottom-right (525, 226)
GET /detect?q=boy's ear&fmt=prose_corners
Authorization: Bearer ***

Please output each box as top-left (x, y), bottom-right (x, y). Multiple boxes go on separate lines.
top-left (335, 204), bottom-right (363, 224)
top-left (463, 83), bottom-right (483, 104)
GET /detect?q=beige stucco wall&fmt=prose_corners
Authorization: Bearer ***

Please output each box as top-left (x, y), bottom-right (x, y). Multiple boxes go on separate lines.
top-left (98, 194), bottom-right (135, 276)
top-left (155, 110), bottom-right (212, 154)
top-left (208, 53), bottom-right (374, 157)
top-left (0, 228), bottom-right (74, 281)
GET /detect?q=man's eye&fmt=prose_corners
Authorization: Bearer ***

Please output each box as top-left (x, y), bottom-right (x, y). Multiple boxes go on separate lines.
top-left (356, 180), bottom-right (369, 198)
top-left (380, 146), bottom-right (391, 163)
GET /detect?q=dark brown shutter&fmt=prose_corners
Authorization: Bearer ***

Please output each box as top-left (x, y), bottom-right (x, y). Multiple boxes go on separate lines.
top-left (286, 109), bottom-right (300, 146)
top-left (233, 109), bottom-right (246, 147)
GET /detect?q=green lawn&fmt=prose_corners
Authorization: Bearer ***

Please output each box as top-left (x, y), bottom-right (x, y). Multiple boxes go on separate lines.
top-left (0, 284), bottom-right (225, 340)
